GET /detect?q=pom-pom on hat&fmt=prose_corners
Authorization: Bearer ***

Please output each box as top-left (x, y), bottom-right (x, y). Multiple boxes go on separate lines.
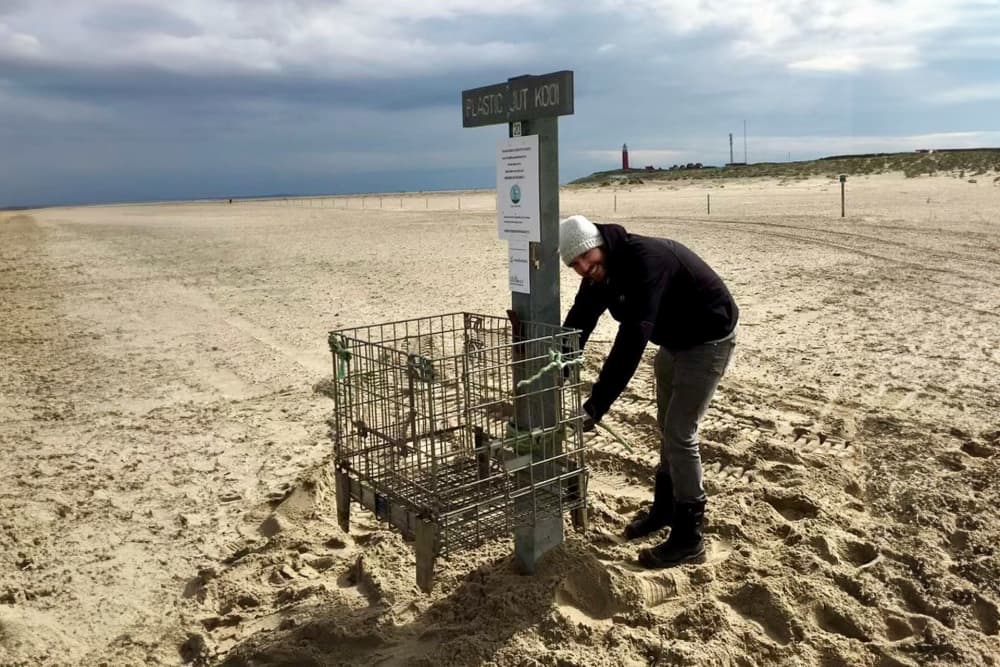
top-left (559, 215), bottom-right (604, 266)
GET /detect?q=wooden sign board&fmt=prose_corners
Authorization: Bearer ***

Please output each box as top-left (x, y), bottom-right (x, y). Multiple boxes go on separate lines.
top-left (462, 70), bottom-right (574, 128)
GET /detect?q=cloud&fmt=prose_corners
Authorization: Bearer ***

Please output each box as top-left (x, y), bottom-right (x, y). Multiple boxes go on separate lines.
top-left (82, 5), bottom-right (201, 37)
top-left (0, 1), bottom-right (565, 78)
top-left (931, 83), bottom-right (1000, 104)
top-left (600, 0), bottom-right (985, 72)
top-left (1, 1), bottom-right (999, 206)
top-left (0, 20), bottom-right (39, 56)
top-left (2, 1), bottom-right (996, 81)
top-left (787, 46), bottom-right (919, 72)
top-left (0, 79), bottom-right (112, 123)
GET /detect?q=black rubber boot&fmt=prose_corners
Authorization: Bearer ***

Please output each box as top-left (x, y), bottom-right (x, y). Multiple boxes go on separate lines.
top-left (624, 468), bottom-right (674, 540)
top-left (637, 499), bottom-right (706, 568)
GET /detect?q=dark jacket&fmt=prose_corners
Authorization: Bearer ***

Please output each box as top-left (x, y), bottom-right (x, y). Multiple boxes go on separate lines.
top-left (564, 223), bottom-right (738, 421)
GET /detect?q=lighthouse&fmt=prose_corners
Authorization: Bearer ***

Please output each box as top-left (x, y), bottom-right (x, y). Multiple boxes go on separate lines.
top-left (622, 143), bottom-right (629, 171)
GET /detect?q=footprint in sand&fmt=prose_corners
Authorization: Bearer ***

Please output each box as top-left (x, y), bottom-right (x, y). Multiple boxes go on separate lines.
top-left (554, 557), bottom-right (621, 622)
top-left (698, 433), bottom-right (759, 492)
top-left (762, 490), bottom-right (821, 522)
top-left (972, 595), bottom-right (999, 636)
top-left (634, 537), bottom-right (732, 606)
top-left (740, 421), bottom-right (862, 492)
top-left (634, 570), bottom-right (689, 607)
top-left (959, 439), bottom-right (995, 458)
top-left (830, 571), bottom-right (879, 607)
top-left (882, 611), bottom-right (918, 641)
top-left (562, 536), bottom-right (734, 623)
top-left (886, 576), bottom-right (957, 629)
top-left (811, 532), bottom-right (881, 570)
top-left (877, 384), bottom-right (922, 410)
top-left (593, 537), bottom-right (732, 610)
top-left (703, 460), bottom-right (757, 488)
top-left (813, 601), bottom-right (872, 641)
top-left (838, 538), bottom-right (880, 569)
top-left (719, 580), bottom-right (802, 646)
top-left (792, 427), bottom-right (859, 463)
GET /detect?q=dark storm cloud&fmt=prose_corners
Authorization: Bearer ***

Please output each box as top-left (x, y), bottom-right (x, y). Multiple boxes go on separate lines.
top-left (1, 1), bottom-right (999, 206)
top-left (81, 4), bottom-right (201, 38)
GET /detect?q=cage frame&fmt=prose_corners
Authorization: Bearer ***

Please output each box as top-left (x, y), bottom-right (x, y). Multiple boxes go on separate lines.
top-left (328, 311), bottom-right (588, 591)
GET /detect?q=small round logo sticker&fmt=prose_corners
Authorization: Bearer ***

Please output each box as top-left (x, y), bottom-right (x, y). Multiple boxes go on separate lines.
top-left (510, 184), bottom-right (522, 204)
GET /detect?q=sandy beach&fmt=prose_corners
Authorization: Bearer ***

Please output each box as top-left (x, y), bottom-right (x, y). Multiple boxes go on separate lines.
top-left (2, 173), bottom-right (999, 666)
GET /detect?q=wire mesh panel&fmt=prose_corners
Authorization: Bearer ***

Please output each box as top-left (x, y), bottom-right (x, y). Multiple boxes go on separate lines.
top-left (328, 312), bottom-right (587, 586)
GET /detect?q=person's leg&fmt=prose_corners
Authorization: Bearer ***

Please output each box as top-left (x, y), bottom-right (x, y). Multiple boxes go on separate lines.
top-left (661, 337), bottom-right (735, 502)
top-left (655, 346), bottom-right (676, 468)
top-left (624, 347), bottom-right (675, 539)
top-left (639, 335), bottom-right (736, 567)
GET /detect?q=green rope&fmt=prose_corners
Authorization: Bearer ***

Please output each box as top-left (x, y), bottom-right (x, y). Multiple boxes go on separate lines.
top-left (328, 333), bottom-right (352, 379)
top-left (515, 347), bottom-right (583, 390)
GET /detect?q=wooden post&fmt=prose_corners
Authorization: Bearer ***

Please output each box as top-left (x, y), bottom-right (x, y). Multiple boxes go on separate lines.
top-left (707, 193), bottom-right (711, 215)
top-left (415, 519), bottom-right (437, 593)
top-left (463, 69), bottom-right (575, 577)
top-left (335, 465), bottom-right (351, 533)
top-left (840, 174), bottom-right (847, 217)
top-left (510, 116), bottom-right (560, 328)
top-left (507, 111), bottom-right (563, 577)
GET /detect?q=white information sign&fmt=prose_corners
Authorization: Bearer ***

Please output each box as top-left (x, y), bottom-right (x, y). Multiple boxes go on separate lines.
top-left (508, 239), bottom-right (530, 294)
top-left (496, 135), bottom-right (540, 242)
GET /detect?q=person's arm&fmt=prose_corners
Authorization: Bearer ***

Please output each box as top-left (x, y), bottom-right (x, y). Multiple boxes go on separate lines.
top-left (584, 260), bottom-right (669, 421)
top-left (563, 280), bottom-right (606, 349)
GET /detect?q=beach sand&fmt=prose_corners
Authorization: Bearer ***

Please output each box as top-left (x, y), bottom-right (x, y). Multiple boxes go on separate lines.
top-left (1, 173), bottom-right (999, 666)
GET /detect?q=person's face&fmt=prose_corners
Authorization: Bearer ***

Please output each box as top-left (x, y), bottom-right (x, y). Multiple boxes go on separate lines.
top-left (570, 246), bottom-right (607, 283)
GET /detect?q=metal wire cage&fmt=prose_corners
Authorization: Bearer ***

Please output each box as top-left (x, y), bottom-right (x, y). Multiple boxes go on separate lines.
top-left (328, 312), bottom-right (588, 590)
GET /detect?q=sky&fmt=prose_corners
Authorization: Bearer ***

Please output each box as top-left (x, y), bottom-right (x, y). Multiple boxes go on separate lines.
top-left (2, 0), bottom-right (1000, 206)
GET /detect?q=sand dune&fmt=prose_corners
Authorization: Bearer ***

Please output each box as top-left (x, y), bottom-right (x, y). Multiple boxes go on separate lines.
top-left (1, 174), bottom-right (998, 666)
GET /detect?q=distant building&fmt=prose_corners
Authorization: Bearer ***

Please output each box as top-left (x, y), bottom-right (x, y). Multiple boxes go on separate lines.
top-left (622, 143), bottom-right (629, 170)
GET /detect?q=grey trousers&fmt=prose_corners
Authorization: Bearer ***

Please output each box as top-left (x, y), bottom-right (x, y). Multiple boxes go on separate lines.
top-left (654, 333), bottom-right (736, 503)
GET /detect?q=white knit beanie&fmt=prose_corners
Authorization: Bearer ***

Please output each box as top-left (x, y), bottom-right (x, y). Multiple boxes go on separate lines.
top-left (559, 215), bottom-right (604, 266)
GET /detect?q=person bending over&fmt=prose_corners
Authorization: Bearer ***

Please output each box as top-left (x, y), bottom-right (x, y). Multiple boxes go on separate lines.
top-left (559, 214), bottom-right (738, 568)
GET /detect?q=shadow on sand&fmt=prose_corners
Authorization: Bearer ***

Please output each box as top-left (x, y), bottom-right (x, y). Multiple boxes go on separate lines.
top-left (214, 543), bottom-right (595, 667)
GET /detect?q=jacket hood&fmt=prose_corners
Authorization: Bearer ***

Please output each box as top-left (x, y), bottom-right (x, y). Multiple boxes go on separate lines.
top-left (595, 223), bottom-right (630, 276)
